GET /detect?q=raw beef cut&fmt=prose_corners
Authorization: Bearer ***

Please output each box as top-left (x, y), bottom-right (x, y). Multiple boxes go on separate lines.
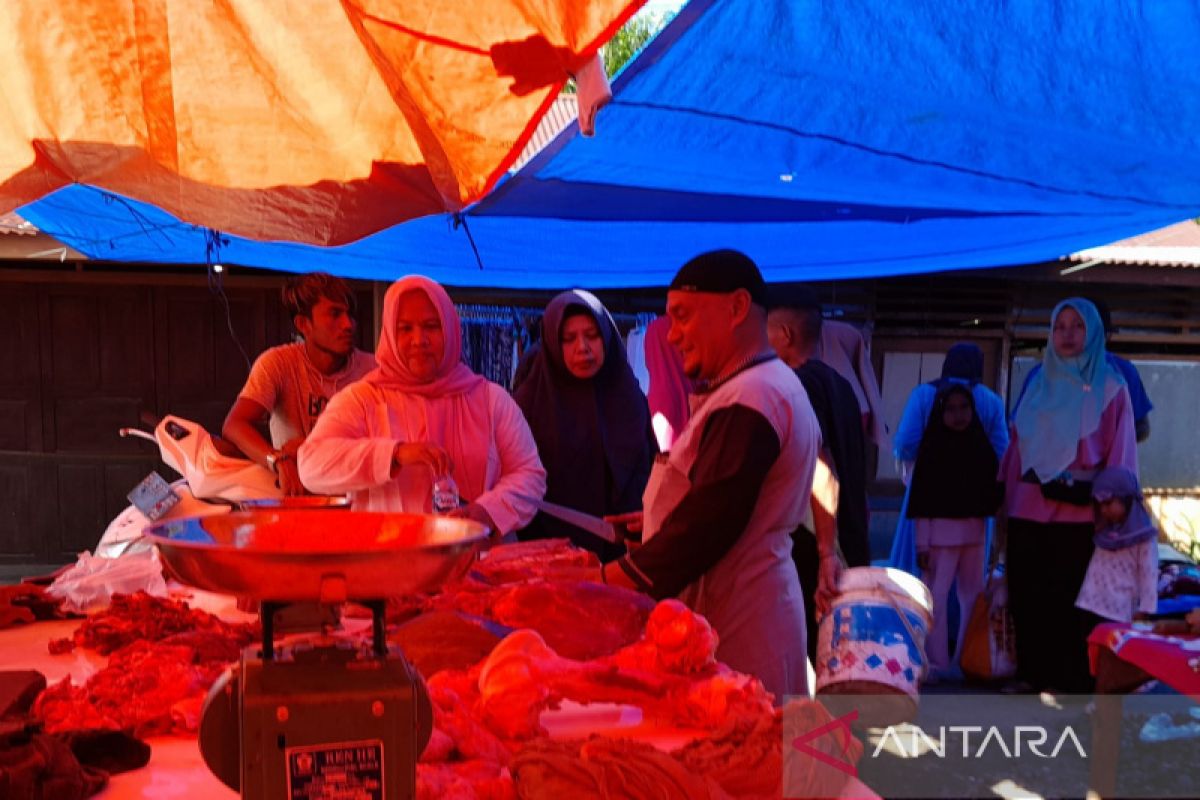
top-left (416, 760), bottom-right (515, 800)
top-left (470, 540), bottom-right (598, 585)
top-left (35, 637), bottom-right (231, 737)
top-left (607, 599), bottom-right (719, 675)
top-left (510, 737), bottom-right (730, 800)
top-left (390, 611), bottom-right (506, 677)
top-left (426, 580), bottom-right (653, 661)
top-left (474, 602), bottom-right (774, 740)
top-left (672, 705), bottom-right (787, 798)
top-left (427, 685), bottom-right (512, 767)
top-left (49, 592), bottom-right (257, 655)
top-left (486, 581), bottom-right (653, 661)
top-left (36, 625), bottom-right (250, 737)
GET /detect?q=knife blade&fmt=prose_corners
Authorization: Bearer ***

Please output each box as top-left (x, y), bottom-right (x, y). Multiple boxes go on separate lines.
top-left (533, 499), bottom-right (619, 544)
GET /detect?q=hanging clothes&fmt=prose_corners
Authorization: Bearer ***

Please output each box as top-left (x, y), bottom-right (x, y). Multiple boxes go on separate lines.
top-left (626, 325), bottom-right (650, 393)
top-left (643, 315), bottom-right (694, 452)
top-left (458, 305), bottom-right (543, 389)
top-left (817, 320), bottom-right (887, 446)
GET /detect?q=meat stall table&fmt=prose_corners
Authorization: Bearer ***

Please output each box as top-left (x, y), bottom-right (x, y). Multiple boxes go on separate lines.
top-left (1086, 622), bottom-right (1200, 797)
top-left (3, 594), bottom-right (887, 798)
top-left (0, 590), bottom-right (244, 798)
top-left (6, 520), bottom-right (889, 800)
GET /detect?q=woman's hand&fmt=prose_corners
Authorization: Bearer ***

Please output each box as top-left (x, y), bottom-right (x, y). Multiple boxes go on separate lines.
top-left (447, 503), bottom-right (498, 536)
top-left (391, 442), bottom-right (453, 478)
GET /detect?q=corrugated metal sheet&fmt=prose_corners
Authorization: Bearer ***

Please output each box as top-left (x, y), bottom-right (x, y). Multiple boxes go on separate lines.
top-left (510, 95), bottom-right (578, 171)
top-left (1068, 219), bottom-right (1200, 268)
top-left (0, 211), bottom-right (36, 235)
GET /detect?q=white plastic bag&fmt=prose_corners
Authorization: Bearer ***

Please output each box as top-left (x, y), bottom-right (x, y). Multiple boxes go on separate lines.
top-left (46, 548), bottom-right (168, 614)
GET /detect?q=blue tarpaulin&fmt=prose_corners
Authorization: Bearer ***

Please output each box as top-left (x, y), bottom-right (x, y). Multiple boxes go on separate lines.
top-left (20, 0), bottom-right (1200, 288)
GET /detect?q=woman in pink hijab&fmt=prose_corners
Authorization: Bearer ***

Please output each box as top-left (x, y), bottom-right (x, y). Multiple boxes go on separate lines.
top-left (300, 276), bottom-right (546, 535)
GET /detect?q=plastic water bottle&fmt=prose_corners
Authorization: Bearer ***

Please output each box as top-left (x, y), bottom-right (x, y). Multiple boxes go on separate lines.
top-left (432, 476), bottom-right (460, 514)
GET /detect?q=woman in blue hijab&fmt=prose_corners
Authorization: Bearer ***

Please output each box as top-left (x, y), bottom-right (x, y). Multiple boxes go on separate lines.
top-left (1000, 298), bottom-right (1138, 693)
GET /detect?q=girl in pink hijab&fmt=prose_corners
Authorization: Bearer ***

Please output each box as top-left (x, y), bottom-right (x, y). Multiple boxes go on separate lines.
top-left (300, 276), bottom-right (546, 534)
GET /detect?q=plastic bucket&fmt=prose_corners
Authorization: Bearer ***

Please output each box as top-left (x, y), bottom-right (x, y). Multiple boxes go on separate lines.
top-left (815, 566), bottom-right (933, 726)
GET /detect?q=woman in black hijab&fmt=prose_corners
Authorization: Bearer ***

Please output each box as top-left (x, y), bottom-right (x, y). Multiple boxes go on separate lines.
top-left (906, 383), bottom-right (1003, 681)
top-left (513, 290), bottom-right (655, 561)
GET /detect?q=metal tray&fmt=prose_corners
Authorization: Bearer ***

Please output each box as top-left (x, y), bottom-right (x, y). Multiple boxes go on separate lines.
top-left (235, 495), bottom-right (352, 511)
top-left (146, 510), bottom-right (488, 601)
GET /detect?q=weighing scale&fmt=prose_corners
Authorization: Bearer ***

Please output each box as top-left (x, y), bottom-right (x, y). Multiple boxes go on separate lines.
top-left (146, 510), bottom-right (490, 800)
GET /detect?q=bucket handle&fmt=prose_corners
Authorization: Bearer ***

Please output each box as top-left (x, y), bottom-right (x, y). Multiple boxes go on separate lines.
top-left (872, 581), bottom-right (927, 677)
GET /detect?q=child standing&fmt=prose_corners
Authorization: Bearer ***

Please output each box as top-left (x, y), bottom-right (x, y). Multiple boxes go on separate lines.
top-left (1076, 467), bottom-right (1159, 625)
top-left (906, 384), bottom-right (1004, 681)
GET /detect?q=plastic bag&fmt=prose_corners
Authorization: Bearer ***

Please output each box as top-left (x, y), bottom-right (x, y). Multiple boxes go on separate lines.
top-left (45, 549), bottom-right (167, 615)
top-left (961, 575), bottom-right (1017, 681)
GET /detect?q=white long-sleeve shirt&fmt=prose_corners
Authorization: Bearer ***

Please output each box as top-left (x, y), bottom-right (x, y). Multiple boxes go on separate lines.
top-left (299, 381), bottom-right (545, 535)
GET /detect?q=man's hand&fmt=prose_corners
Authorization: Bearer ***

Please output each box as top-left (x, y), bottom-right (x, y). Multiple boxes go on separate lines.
top-left (604, 511), bottom-right (644, 540)
top-left (814, 553), bottom-right (843, 618)
top-left (276, 457), bottom-right (306, 496)
top-left (447, 503), bottom-right (498, 536)
top-left (391, 442), bottom-right (454, 478)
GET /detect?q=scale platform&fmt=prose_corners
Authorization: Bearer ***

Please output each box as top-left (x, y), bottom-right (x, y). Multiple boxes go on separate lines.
top-left (146, 509), bottom-right (489, 602)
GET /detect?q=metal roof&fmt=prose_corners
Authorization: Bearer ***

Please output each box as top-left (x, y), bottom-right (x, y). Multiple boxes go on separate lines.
top-left (0, 211), bottom-right (37, 235)
top-left (1068, 219), bottom-right (1200, 268)
top-left (510, 95), bottom-right (577, 172)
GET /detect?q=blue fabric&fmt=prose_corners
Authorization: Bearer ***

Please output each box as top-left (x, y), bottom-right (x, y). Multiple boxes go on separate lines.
top-left (1112, 356), bottom-right (1154, 422)
top-left (18, 0), bottom-right (1200, 287)
top-left (1014, 298), bottom-right (1122, 481)
top-left (941, 344), bottom-right (984, 384)
top-left (1014, 354), bottom-right (1153, 423)
top-left (1157, 595), bottom-right (1200, 616)
top-left (893, 381), bottom-right (1009, 463)
top-left (889, 487), bottom-right (919, 576)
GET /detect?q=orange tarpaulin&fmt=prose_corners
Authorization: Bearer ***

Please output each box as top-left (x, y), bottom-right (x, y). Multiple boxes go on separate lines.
top-left (0, 0), bottom-right (642, 245)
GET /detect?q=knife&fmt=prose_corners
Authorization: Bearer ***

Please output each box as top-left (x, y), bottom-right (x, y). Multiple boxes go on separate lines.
top-left (532, 499), bottom-right (620, 544)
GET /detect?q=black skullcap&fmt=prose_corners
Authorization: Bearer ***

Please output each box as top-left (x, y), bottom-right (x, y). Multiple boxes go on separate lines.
top-left (669, 249), bottom-right (767, 307)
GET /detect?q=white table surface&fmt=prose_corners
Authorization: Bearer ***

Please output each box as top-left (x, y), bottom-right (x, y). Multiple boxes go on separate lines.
top-left (0, 589), bottom-right (241, 798)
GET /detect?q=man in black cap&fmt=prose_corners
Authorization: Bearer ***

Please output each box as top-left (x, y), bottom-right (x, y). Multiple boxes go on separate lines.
top-left (768, 290), bottom-right (870, 659)
top-left (601, 249), bottom-right (838, 700)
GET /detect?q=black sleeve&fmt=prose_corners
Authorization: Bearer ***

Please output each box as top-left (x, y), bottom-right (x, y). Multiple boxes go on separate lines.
top-left (618, 404), bottom-right (781, 599)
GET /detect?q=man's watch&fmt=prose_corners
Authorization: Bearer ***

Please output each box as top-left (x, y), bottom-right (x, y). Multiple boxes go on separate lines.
top-left (265, 450), bottom-right (293, 473)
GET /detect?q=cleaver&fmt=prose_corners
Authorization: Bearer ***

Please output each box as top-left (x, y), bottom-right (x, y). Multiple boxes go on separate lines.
top-left (533, 499), bottom-right (620, 544)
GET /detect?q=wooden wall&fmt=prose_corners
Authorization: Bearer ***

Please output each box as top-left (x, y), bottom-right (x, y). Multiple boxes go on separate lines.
top-left (0, 269), bottom-right (375, 565)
